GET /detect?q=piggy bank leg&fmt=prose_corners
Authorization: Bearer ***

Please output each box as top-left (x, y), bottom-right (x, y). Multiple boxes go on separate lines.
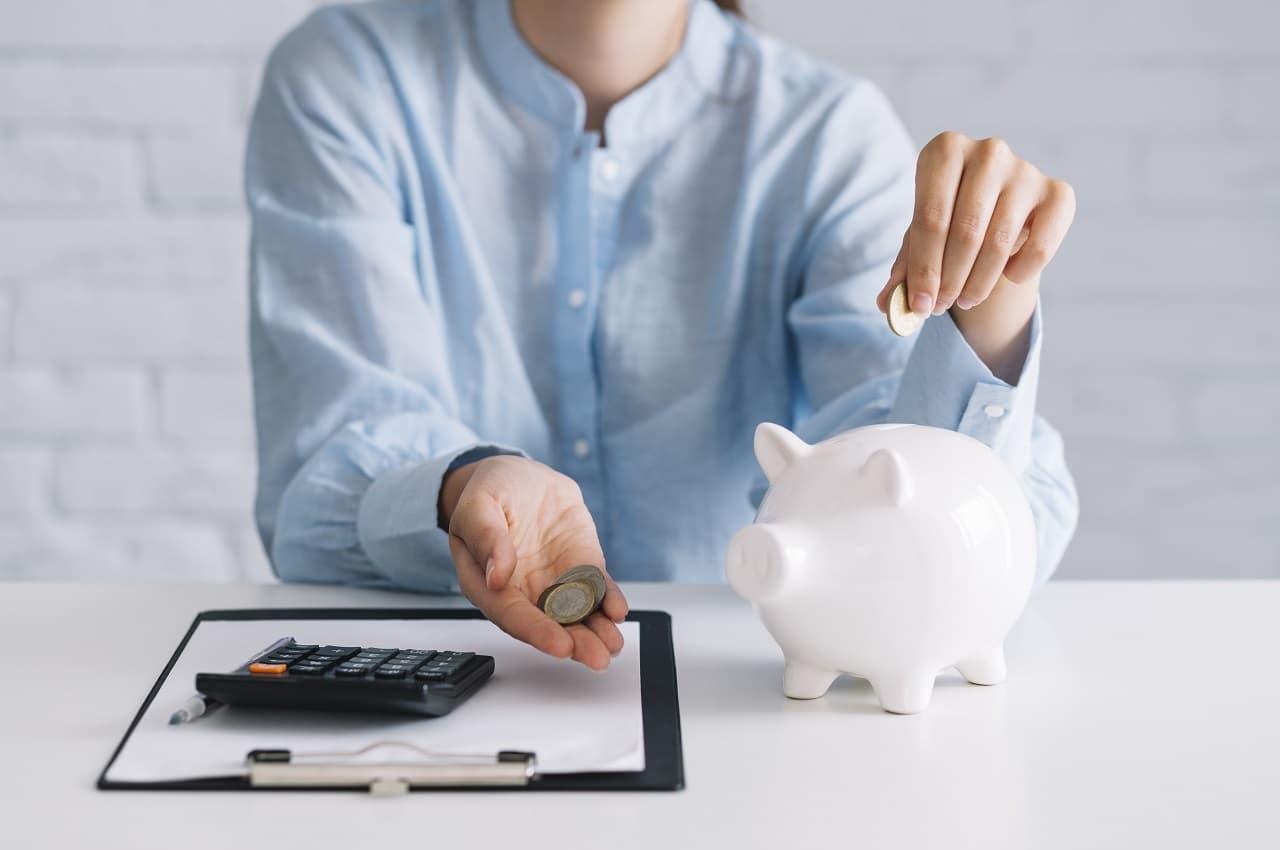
top-left (782, 660), bottom-right (838, 700)
top-left (955, 646), bottom-right (1007, 686)
top-left (869, 671), bottom-right (936, 715)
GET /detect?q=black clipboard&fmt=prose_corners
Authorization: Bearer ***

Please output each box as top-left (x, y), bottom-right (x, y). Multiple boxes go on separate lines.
top-left (97, 608), bottom-right (683, 792)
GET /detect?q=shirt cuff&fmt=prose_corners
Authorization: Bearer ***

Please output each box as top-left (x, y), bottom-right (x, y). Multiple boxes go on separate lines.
top-left (356, 443), bottom-right (525, 592)
top-left (889, 302), bottom-right (1043, 474)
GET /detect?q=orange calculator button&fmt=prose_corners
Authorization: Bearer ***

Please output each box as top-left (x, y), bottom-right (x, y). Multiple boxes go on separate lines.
top-left (249, 662), bottom-right (288, 675)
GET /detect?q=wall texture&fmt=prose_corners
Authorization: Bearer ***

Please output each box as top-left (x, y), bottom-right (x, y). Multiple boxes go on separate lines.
top-left (1, 0), bottom-right (1276, 581)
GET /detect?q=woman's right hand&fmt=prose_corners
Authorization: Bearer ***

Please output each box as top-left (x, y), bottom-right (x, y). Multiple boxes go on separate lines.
top-left (439, 455), bottom-right (628, 670)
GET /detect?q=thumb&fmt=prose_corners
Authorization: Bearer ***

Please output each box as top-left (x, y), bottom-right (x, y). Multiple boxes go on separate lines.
top-left (449, 492), bottom-right (518, 592)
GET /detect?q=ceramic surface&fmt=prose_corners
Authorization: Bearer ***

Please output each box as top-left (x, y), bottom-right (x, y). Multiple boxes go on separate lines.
top-left (726, 423), bottom-right (1036, 714)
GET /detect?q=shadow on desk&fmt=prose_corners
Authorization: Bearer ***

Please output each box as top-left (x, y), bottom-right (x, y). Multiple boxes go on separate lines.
top-left (679, 655), bottom-right (987, 716)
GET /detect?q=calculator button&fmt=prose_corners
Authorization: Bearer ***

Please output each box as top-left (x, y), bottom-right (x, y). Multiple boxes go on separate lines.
top-left (263, 654), bottom-right (304, 664)
top-left (311, 646), bottom-right (359, 658)
top-left (414, 670), bottom-right (447, 681)
top-left (335, 665), bottom-right (371, 677)
top-left (374, 667), bottom-right (409, 679)
top-left (301, 656), bottom-right (337, 667)
top-left (249, 662), bottom-right (288, 675)
top-left (289, 666), bottom-right (327, 676)
top-left (364, 648), bottom-right (397, 654)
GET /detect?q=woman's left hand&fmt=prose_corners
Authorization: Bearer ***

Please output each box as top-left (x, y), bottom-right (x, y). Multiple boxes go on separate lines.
top-left (875, 131), bottom-right (1075, 379)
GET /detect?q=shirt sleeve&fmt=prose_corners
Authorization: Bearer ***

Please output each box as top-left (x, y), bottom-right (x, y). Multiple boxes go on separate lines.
top-left (780, 80), bottom-right (1079, 584)
top-left (247, 12), bottom-right (521, 593)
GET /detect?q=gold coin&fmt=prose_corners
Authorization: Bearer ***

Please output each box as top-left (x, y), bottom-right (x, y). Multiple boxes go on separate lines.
top-left (886, 281), bottom-right (922, 337)
top-left (538, 580), bottom-right (598, 625)
top-left (555, 565), bottom-right (607, 600)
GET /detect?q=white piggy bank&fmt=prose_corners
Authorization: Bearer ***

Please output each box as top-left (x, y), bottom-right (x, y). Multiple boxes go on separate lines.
top-left (726, 422), bottom-right (1036, 714)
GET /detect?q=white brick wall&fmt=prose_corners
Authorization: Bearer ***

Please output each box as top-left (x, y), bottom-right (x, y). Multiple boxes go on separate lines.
top-left (0, 0), bottom-right (311, 582)
top-left (0, 0), bottom-right (314, 51)
top-left (0, 133), bottom-right (145, 209)
top-left (0, 0), bottom-right (1276, 581)
top-left (0, 368), bottom-right (149, 435)
top-left (0, 61), bottom-right (241, 129)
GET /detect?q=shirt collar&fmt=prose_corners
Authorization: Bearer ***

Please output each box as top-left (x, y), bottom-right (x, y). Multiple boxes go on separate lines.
top-left (471, 0), bottom-right (741, 148)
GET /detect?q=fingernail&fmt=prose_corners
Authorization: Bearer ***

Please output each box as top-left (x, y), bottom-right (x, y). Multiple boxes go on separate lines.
top-left (911, 292), bottom-right (933, 315)
top-left (484, 558), bottom-right (494, 583)
top-left (955, 296), bottom-right (976, 310)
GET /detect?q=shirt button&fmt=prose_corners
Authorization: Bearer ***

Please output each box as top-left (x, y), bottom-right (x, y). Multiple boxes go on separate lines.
top-left (567, 288), bottom-right (587, 309)
top-left (597, 155), bottom-right (620, 183)
top-left (572, 439), bottom-right (591, 459)
top-left (983, 404), bottom-right (1007, 418)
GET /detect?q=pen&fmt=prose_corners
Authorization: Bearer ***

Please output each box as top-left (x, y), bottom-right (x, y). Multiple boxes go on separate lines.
top-left (170, 636), bottom-right (295, 725)
top-left (169, 693), bottom-right (224, 726)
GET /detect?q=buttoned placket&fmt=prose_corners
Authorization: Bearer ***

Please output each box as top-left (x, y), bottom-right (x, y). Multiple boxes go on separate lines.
top-left (551, 133), bottom-right (629, 545)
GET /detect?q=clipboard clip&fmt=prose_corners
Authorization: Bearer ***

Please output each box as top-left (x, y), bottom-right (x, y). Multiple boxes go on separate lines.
top-left (246, 741), bottom-right (537, 795)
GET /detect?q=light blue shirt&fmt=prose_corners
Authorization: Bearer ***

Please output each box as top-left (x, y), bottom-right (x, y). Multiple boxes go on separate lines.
top-left (247, 0), bottom-right (1078, 592)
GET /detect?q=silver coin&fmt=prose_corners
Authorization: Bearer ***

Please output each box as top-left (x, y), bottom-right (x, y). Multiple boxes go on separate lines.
top-left (555, 565), bottom-right (607, 600)
top-left (539, 580), bottom-right (598, 625)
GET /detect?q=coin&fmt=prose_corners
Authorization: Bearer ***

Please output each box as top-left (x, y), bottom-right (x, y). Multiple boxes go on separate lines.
top-left (886, 280), bottom-right (922, 337)
top-left (538, 579), bottom-right (598, 625)
top-left (555, 565), bottom-right (607, 600)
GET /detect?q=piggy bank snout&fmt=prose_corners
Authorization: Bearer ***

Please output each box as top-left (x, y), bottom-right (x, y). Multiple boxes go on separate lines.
top-left (726, 524), bottom-right (803, 603)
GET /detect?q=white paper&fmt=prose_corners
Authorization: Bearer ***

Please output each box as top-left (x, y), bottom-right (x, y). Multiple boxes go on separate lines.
top-left (105, 618), bottom-right (644, 782)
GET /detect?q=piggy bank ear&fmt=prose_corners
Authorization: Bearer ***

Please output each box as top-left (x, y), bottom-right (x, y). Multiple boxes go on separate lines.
top-left (755, 423), bottom-right (810, 483)
top-left (861, 448), bottom-right (913, 507)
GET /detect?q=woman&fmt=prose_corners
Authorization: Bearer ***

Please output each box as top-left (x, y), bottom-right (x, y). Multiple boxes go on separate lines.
top-left (248, 0), bottom-right (1078, 671)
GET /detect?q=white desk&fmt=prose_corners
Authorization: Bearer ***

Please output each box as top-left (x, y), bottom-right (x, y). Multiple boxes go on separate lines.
top-left (2, 581), bottom-right (1275, 849)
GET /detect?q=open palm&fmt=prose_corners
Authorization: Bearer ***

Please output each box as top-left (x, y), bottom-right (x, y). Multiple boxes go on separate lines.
top-left (446, 456), bottom-right (628, 670)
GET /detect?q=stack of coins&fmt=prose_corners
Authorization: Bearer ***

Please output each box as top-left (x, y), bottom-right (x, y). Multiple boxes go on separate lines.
top-left (537, 565), bottom-right (607, 625)
top-left (886, 281), bottom-right (923, 337)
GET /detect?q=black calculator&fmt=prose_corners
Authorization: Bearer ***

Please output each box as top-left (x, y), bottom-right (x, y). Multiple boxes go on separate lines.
top-left (195, 637), bottom-right (495, 718)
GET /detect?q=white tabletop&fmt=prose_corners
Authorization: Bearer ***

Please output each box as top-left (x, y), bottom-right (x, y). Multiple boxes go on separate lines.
top-left (2, 580), bottom-right (1276, 849)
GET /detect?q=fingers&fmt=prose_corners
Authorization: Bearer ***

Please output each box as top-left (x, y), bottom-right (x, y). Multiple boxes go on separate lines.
top-left (494, 592), bottom-right (576, 660)
top-left (564, 620), bottom-right (615, 671)
top-left (902, 131), bottom-right (1075, 317)
top-left (936, 139), bottom-right (1010, 312)
top-left (1002, 179), bottom-right (1076, 285)
top-left (582, 610), bottom-right (625, 655)
top-left (599, 570), bottom-right (629, 623)
top-left (958, 181), bottom-right (1040, 310)
top-left (907, 131), bottom-right (968, 316)
top-left (448, 490), bottom-right (517, 591)
top-left (458, 560), bottom-right (575, 660)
